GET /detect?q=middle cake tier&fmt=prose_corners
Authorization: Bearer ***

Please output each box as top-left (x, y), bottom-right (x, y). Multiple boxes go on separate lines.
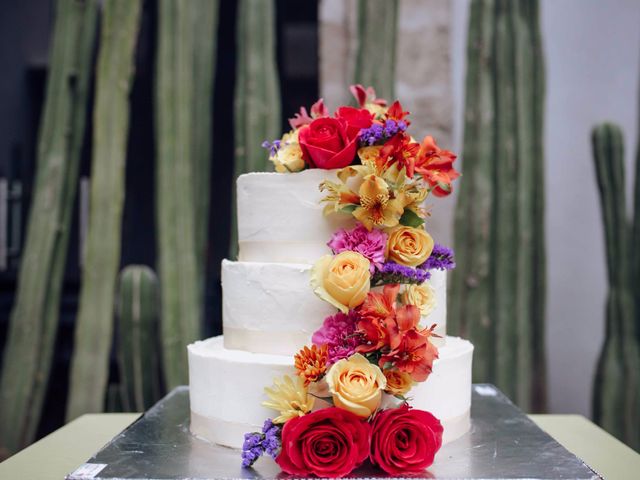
top-left (222, 259), bottom-right (448, 356)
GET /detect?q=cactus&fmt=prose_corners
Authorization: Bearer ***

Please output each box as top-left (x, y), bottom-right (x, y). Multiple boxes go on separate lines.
top-left (354, 0), bottom-right (398, 100)
top-left (231, 0), bottom-right (281, 258)
top-left (65, 0), bottom-right (143, 421)
top-left (591, 123), bottom-right (640, 449)
top-left (155, 0), bottom-right (209, 387)
top-left (449, 0), bottom-right (546, 412)
top-left (0, 0), bottom-right (98, 454)
top-left (190, 0), bottom-right (219, 301)
top-left (116, 266), bottom-right (161, 412)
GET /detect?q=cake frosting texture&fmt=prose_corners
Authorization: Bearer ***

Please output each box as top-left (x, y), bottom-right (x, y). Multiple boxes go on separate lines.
top-left (222, 259), bottom-right (335, 356)
top-left (237, 169), bottom-right (354, 264)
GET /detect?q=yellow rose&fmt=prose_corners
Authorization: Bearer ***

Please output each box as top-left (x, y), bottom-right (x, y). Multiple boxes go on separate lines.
top-left (386, 226), bottom-right (434, 267)
top-left (281, 129), bottom-right (299, 143)
top-left (357, 145), bottom-right (383, 164)
top-left (311, 252), bottom-right (370, 313)
top-left (403, 283), bottom-right (437, 317)
top-left (273, 143), bottom-right (305, 173)
top-left (383, 369), bottom-right (415, 396)
top-left (326, 353), bottom-right (386, 417)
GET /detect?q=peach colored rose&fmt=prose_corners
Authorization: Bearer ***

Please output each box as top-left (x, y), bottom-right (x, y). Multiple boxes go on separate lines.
top-left (403, 283), bottom-right (437, 317)
top-left (311, 252), bottom-right (371, 313)
top-left (386, 226), bottom-right (434, 267)
top-left (325, 353), bottom-right (386, 417)
top-left (383, 369), bottom-right (414, 396)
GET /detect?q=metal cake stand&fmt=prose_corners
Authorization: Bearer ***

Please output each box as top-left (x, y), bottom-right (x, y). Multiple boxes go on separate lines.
top-left (66, 384), bottom-right (601, 480)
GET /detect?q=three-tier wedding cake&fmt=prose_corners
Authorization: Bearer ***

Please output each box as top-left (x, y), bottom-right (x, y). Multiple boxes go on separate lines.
top-left (188, 86), bottom-right (474, 477)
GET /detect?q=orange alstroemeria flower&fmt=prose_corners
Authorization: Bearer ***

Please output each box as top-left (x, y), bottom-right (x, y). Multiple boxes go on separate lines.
top-left (385, 304), bottom-right (422, 351)
top-left (359, 284), bottom-right (399, 322)
top-left (356, 284), bottom-right (399, 353)
top-left (415, 135), bottom-right (460, 197)
top-left (379, 325), bottom-right (439, 382)
top-left (379, 133), bottom-right (419, 178)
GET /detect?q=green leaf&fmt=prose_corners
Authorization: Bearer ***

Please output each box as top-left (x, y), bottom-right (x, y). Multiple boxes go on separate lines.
top-left (399, 208), bottom-right (425, 227)
top-left (340, 204), bottom-right (358, 214)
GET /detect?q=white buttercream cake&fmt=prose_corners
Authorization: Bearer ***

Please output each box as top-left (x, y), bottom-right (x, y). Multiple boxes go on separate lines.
top-left (188, 170), bottom-right (474, 449)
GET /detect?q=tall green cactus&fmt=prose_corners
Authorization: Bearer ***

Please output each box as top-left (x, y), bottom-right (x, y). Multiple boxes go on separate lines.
top-left (0, 0), bottom-right (98, 456)
top-left (449, 0), bottom-right (546, 412)
top-left (190, 0), bottom-right (219, 301)
top-left (156, 0), bottom-right (219, 387)
top-left (354, 0), bottom-right (398, 101)
top-left (116, 266), bottom-right (161, 412)
top-left (231, 0), bottom-right (281, 257)
top-left (591, 123), bottom-right (640, 450)
top-left (65, 0), bottom-right (142, 421)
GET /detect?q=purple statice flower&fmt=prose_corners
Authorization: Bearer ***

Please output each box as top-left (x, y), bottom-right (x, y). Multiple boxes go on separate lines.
top-left (383, 119), bottom-right (402, 137)
top-left (262, 420), bottom-right (282, 459)
top-left (241, 420), bottom-right (282, 467)
top-left (371, 261), bottom-right (431, 286)
top-left (261, 139), bottom-right (282, 157)
top-left (241, 432), bottom-right (265, 468)
top-left (359, 120), bottom-right (409, 146)
top-left (327, 223), bottom-right (387, 273)
top-left (419, 243), bottom-right (456, 271)
top-left (359, 123), bottom-right (385, 146)
top-left (312, 311), bottom-right (363, 364)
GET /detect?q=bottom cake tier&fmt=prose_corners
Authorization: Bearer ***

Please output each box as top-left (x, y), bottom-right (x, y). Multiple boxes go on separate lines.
top-left (188, 335), bottom-right (474, 448)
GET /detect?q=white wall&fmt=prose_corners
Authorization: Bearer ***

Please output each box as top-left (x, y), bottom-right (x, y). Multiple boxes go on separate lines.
top-left (449, 0), bottom-right (640, 416)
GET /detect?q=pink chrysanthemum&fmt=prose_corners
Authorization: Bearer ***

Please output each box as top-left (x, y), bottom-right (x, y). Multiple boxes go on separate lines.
top-left (327, 223), bottom-right (387, 273)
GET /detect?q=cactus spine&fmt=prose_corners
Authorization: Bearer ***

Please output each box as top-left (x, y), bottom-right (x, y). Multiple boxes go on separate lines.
top-left (449, 0), bottom-right (546, 411)
top-left (0, 0), bottom-right (98, 455)
top-left (231, 0), bottom-right (281, 257)
top-left (591, 124), bottom-right (640, 450)
top-left (65, 0), bottom-right (142, 420)
top-left (354, 0), bottom-right (398, 100)
top-left (156, 0), bottom-right (218, 387)
top-left (116, 266), bottom-right (161, 411)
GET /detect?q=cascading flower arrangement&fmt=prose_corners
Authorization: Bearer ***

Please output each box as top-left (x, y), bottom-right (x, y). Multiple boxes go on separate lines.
top-left (243, 85), bottom-right (458, 477)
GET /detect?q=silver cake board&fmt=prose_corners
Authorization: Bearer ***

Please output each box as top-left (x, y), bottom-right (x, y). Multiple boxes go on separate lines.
top-left (66, 385), bottom-right (602, 480)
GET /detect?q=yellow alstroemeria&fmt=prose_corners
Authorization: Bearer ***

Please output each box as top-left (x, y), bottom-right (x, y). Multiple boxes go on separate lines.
top-left (353, 174), bottom-right (406, 230)
top-left (262, 375), bottom-right (315, 424)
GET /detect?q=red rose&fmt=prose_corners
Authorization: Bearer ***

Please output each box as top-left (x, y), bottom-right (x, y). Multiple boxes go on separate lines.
top-left (335, 106), bottom-right (374, 138)
top-left (276, 407), bottom-right (371, 478)
top-left (298, 108), bottom-right (372, 169)
top-left (370, 405), bottom-right (443, 475)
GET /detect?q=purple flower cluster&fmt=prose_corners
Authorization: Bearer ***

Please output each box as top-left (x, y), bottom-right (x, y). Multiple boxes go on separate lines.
top-left (328, 223), bottom-right (387, 273)
top-left (371, 261), bottom-right (431, 286)
top-left (420, 244), bottom-right (456, 271)
top-left (359, 119), bottom-right (408, 146)
top-left (241, 419), bottom-right (282, 468)
top-left (312, 311), bottom-right (363, 364)
top-left (261, 139), bottom-right (282, 157)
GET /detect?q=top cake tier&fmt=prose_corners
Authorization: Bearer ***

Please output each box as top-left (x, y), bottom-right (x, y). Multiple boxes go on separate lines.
top-left (237, 169), bottom-right (355, 264)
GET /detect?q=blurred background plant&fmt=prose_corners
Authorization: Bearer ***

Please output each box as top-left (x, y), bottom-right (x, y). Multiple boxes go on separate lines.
top-left (0, 0), bottom-right (638, 458)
